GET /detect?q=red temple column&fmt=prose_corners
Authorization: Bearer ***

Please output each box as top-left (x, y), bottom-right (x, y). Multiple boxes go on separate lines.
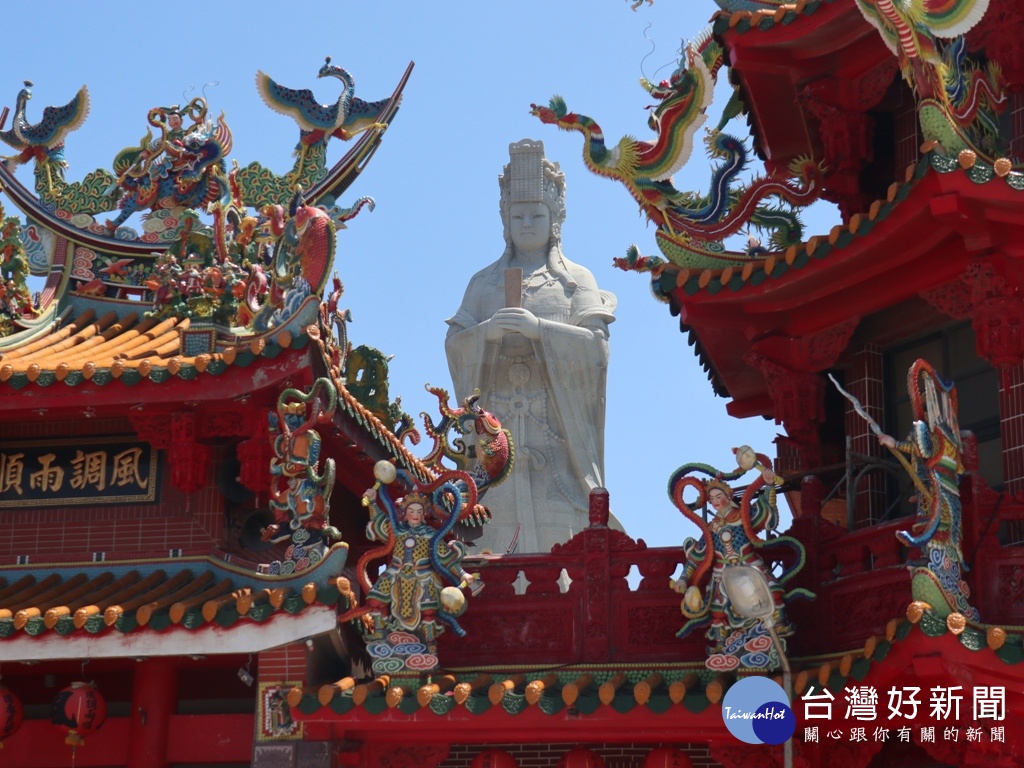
top-left (127, 658), bottom-right (178, 768)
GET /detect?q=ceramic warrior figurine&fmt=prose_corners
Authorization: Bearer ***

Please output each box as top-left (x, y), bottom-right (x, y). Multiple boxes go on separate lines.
top-left (668, 447), bottom-right (811, 671)
top-left (445, 139), bottom-right (617, 553)
top-left (354, 461), bottom-right (482, 673)
top-left (876, 359), bottom-right (979, 621)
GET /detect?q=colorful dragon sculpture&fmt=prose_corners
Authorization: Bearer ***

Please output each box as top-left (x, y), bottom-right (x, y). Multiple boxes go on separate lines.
top-left (421, 386), bottom-right (515, 514)
top-left (107, 99), bottom-right (232, 231)
top-left (531, 31), bottom-right (820, 271)
top-left (854, 0), bottom-right (1006, 158)
top-left (260, 378), bottom-right (341, 576)
top-left (0, 203), bottom-right (35, 332)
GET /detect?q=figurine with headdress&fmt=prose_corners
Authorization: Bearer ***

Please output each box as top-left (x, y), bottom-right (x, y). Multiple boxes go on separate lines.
top-left (668, 447), bottom-right (811, 670)
top-left (876, 359), bottom-right (978, 621)
top-left (352, 460), bottom-right (483, 673)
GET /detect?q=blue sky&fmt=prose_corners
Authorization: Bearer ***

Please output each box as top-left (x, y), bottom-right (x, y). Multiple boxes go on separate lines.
top-left (4, 2), bottom-right (839, 548)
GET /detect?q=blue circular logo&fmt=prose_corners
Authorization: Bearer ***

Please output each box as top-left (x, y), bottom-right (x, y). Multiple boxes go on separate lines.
top-left (721, 677), bottom-right (795, 745)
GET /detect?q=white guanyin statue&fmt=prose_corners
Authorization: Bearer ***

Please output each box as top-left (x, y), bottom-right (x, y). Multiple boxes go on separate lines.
top-left (445, 139), bottom-right (618, 553)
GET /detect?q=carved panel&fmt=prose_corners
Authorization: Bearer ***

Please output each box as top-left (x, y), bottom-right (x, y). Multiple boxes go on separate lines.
top-left (199, 407), bottom-right (252, 439)
top-left (169, 412), bottom-right (211, 494)
top-left (826, 567), bottom-right (910, 648)
top-left (745, 352), bottom-right (825, 440)
top-left (920, 280), bottom-right (973, 320)
top-left (972, 295), bottom-right (1024, 369)
top-left (621, 601), bottom-right (688, 656)
top-left (252, 743), bottom-right (295, 768)
top-left (552, 526), bottom-right (644, 556)
top-left (749, 320), bottom-right (858, 374)
top-left (130, 413), bottom-right (172, 450)
top-left (437, 605), bottom-right (575, 659)
top-left (991, 562), bottom-right (1024, 624)
top-left (237, 412), bottom-right (273, 493)
top-left (370, 745), bottom-right (449, 768)
top-left (927, 262), bottom-right (1024, 368)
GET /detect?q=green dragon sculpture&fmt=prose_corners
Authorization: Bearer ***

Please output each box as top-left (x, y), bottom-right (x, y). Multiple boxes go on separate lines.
top-left (854, 0), bottom-right (1006, 159)
top-left (531, 31), bottom-right (821, 272)
top-left (0, 203), bottom-right (35, 334)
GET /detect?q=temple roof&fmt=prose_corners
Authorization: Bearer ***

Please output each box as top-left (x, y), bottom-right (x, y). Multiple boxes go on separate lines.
top-left (651, 152), bottom-right (1024, 407)
top-left (711, 0), bottom-right (838, 35)
top-left (0, 306), bottom-right (308, 391)
top-left (290, 606), bottom-right (1024, 736)
top-left (0, 548), bottom-right (352, 661)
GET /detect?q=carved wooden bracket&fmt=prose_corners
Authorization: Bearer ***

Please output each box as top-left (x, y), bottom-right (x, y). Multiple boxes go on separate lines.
top-left (799, 60), bottom-right (897, 220)
top-left (363, 744), bottom-right (450, 768)
top-left (236, 412), bottom-right (273, 494)
top-left (749, 320), bottom-right (858, 373)
top-left (169, 412), bottom-right (211, 495)
top-left (923, 261), bottom-right (1024, 369)
top-left (129, 412), bottom-right (173, 450)
top-left (745, 352), bottom-right (826, 441)
top-left (969, 5), bottom-right (1024, 88)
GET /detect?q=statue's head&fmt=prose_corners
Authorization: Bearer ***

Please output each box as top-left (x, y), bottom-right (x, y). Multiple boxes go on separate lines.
top-left (279, 400), bottom-right (307, 429)
top-left (705, 478), bottom-right (738, 514)
top-left (399, 491), bottom-right (432, 527)
top-left (499, 139), bottom-right (566, 252)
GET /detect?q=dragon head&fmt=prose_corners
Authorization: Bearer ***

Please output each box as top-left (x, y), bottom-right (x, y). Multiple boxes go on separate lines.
top-left (641, 34), bottom-right (722, 133)
top-left (529, 96), bottom-right (568, 125)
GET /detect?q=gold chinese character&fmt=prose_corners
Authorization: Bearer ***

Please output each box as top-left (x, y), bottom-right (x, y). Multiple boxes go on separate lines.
top-left (0, 452), bottom-right (24, 495)
top-left (111, 447), bottom-right (148, 489)
top-left (29, 453), bottom-right (65, 493)
top-left (70, 450), bottom-right (108, 491)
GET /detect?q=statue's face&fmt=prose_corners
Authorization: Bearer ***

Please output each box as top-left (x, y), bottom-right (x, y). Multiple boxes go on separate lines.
top-left (508, 201), bottom-right (551, 254)
top-left (168, 113), bottom-right (183, 131)
top-left (405, 503), bottom-right (425, 526)
top-left (708, 488), bottom-right (731, 514)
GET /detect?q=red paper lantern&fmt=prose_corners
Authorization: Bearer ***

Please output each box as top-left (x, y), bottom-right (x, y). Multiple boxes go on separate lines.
top-left (0, 686), bottom-right (23, 747)
top-left (50, 682), bottom-right (107, 746)
top-left (471, 749), bottom-right (518, 768)
top-left (644, 747), bottom-right (693, 768)
top-left (558, 747), bottom-right (606, 768)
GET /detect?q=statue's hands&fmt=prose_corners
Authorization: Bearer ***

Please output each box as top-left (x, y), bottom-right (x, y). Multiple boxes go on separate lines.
top-left (362, 487), bottom-right (378, 504)
top-left (669, 577), bottom-right (687, 594)
top-left (487, 307), bottom-right (541, 340)
top-left (878, 434), bottom-right (896, 449)
top-left (761, 467), bottom-right (776, 485)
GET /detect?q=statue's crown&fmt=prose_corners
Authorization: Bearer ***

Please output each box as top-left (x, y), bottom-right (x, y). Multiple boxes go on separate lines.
top-left (399, 491), bottom-right (431, 510)
top-left (499, 139), bottom-right (566, 225)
